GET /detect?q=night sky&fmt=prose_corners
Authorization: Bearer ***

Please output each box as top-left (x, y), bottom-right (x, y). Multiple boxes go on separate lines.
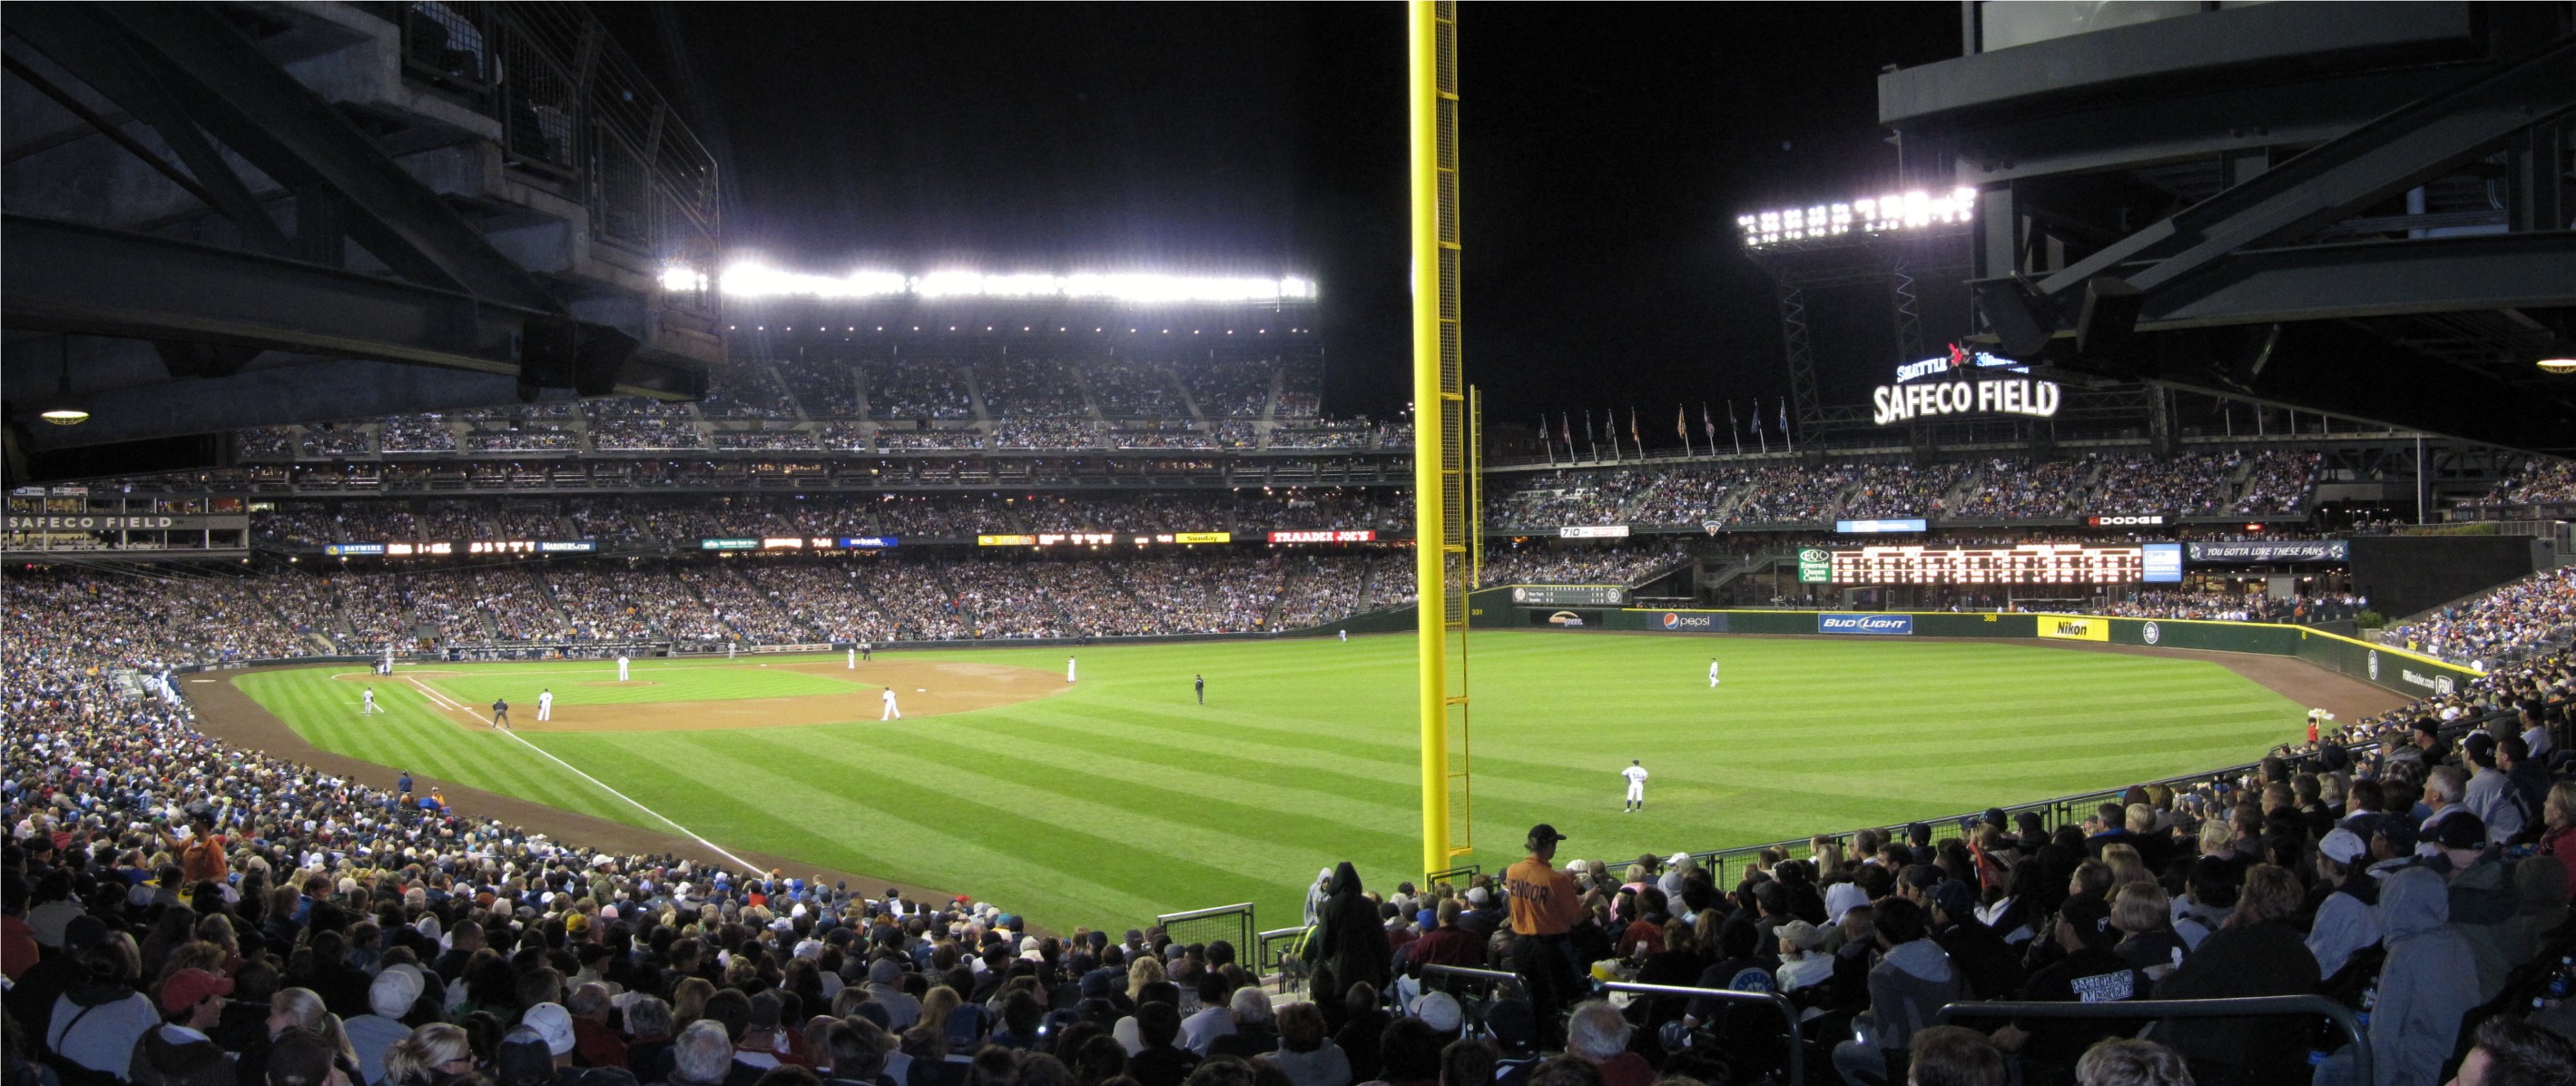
top-left (608, 4), bottom-right (1965, 429)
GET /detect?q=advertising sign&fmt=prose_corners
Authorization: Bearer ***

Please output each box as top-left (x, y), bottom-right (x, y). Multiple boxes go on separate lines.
top-left (1559, 525), bottom-right (1631, 538)
top-left (325, 542), bottom-right (387, 556)
top-left (1819, 613), bottom-right (1913, 636)
top-left (2186, 540), bottom-right (2350, 563)
top-left (1653, 611), bottom-right (1726, 632)
top-left (1871, 378), bottom-right (2060, 426)
top-left (2087, 514), bottom-right (2168, 527)
top-left (978, 534), bottom-right (1037, 547)
top-left (2037, 614), bottom-right (2111, 642)
top-left (2143, 542), bottom-right (2184, 583)
top-left (1835, 518), bottom-right (1929, 534)
top-left (1269, 529), bottom-right (1377, 543)
top-left (700, 538), bottom-right (760, 550)
top-left (843, 536), bottom-right (900, 548)
top-left (1171, 532), bottom-right (1233, 544)
top-left (1509, 585), bottom-right (1626, 607)
top-left (1797, 548), bottom-right (1834, 584)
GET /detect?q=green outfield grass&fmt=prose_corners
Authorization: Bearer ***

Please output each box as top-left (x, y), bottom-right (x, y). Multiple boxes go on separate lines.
top-left (422, 658), bottom-right (865, 707)
top-left (234, 631), bottom-right (2306, 933)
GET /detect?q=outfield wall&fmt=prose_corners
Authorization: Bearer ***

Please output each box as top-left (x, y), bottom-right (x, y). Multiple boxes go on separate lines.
top-left (1470, 588), bottom-right (2481, 700)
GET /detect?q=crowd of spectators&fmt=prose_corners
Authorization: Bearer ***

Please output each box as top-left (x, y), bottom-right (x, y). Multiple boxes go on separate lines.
top-left (1087, 363), bottom-right (1185, 418)
top-left (305, 428), bottom-right (376, 458)
top-left (864, 360), bottom-right (976, 420)
top-left (464, 426), bottom-right (583, 454)
top-left (1477, 545), bottom-right (1678, 588)
top-left (2467, 458), bottom-right (2576, 508)
top-left (992, 420), bottom-right (1098, 449)
top-left (1948, 458), bottom-right (2086, 521)
top-left (2230, 450), bottom-right (2322, 515)
top-left (1182, 361), bottom-right (1276, 419)
top-left (698, 365), bottom-right (801, 420)
top-left (978, 360), bottom-right (1088, 418)
top-left (1839, 462), bottom-right (1972, 520)
top-left (2088, 589), bottom-right (2367, 624)
top-left (234, 429), bottom-right (297, 459)
top-left (2389, 566), bottom-right (2576, 667)
top-left (377, 417), bottom-right (457, 453)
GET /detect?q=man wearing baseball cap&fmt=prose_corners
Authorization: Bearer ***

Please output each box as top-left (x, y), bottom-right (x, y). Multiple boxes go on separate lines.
top-left (133, 968), bottom-right (236, 1086)
top-left (2306, 828), bottom-right (2382, 982)
top-left (1988, 896), bottom-right (2144, 1081)
top-left (1505, 824), bottom-right (1584, 1047)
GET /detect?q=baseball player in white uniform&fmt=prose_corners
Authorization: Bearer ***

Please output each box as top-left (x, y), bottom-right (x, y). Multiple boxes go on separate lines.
top-left (1708, 658), bottom-right (1722, 688)
top-left (361, 687), bottom-right (379, 716)
top-left (880, 686), bottom-right (900, 720)
top-left (1067, 657), bottom-right (1077, 684)
top-left (536, 687), bottom-right (553, 722)
top-left (616, 655), bottom-right (630, 682)
top-left (848, 647), bottom-right (857, 669)
top-left (1624, 760), bottom-right (1649, 813)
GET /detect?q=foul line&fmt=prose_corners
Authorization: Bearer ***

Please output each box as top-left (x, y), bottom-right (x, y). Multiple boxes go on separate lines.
top-left (401, 676), bottom-right (764, 874)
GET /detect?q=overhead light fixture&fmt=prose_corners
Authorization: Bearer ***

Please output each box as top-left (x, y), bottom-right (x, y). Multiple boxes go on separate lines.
top-left (37, 338), bottom-right (87, 426)
top-left (2538, 357), bottom-right (2576, 373)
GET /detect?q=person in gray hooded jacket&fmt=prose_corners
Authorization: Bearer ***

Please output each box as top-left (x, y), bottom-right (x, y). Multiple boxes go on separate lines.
top-left (1831, 898), bottom-right (1961, 1086)
top-left (2315, 865), bottom-right (2481, 1086)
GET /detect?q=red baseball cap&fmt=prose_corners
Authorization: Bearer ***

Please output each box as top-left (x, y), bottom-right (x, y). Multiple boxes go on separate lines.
top-left (160, 968), bottom-right (235, 1013)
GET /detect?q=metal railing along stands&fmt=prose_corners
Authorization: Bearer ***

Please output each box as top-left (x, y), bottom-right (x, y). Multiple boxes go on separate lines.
top-left (1938, 995), bottom-right (2370, 1085)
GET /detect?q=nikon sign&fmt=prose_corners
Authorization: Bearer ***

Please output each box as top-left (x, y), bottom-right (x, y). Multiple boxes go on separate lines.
top-left (1872, 378), bottom-right (2060, 426)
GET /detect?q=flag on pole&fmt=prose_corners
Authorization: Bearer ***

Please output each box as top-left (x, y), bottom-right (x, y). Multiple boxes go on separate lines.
top-left (1750, 402), bottom-right (1762, 437)
top-left (1583, 410), bottom-right (1596, 459)
top-left (1540, 415), bottom-right (1555, 463)
top-left (1627, 407), bottom-right (1639, 449)
top-left (1780, 399), bottom-right (1794, 453)
top-left (1562, 413), bottom-right (1573, 449)
top-left (1676, 405), bottom-right (1688, 453)
top-left (1727, 401), bottom-right (1742, 456)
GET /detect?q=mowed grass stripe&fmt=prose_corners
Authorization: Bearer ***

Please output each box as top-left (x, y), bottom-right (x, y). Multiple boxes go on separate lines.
top-left (428, 665), bottom-right (860, 708)
top-left (239, 632), bottom-right (2313, 932)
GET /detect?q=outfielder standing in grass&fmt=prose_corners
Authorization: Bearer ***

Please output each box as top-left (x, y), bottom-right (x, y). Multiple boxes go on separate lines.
top-left (1624, 760), bottom-right (1649, 812)
top-left (1708, 657), bottom-right (1722, 688)
top-left (361, 686), bottom-right (378, 716)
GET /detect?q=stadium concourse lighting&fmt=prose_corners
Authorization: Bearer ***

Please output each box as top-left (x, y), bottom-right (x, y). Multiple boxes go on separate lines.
top-left (715, 264), bottom-right (1318, 304)
top-left (1736, 185), bottom-right (1979, 249)
top-left (2539, 357), bottom-right (2576, 373)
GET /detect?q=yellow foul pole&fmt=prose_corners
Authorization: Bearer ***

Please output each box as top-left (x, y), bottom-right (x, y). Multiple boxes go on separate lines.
top-left (1408, 0), bottom-right (1452, 879)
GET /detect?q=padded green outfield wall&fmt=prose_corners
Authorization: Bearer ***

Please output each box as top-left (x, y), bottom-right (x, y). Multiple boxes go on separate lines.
top-left (1473, 588), bottom-right (2479, 699)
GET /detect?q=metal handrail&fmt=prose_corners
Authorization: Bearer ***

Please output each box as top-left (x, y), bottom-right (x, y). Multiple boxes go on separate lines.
top-left (1419, 963), bottom-right (1526, 988)
top-left (1605, 982), bottom-right (1804, 1086)
top-left (1937, 995), bottom-right (2368, 1084)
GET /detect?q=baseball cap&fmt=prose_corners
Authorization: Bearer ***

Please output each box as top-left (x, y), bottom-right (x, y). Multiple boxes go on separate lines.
top-left (369, 966), bottom-right (423, 1018)
top-left (748, 991), bottom-right (782, 1031)
top-left (2318, 828), bottom-right (2368, 866)
top-left (159, 967), bottom-right (234, 1013)
top-left (2058, 897), bottom-right (2114, 948)
top-left (1527, 824), bottom-right (1568, 846)
top-left (1778, 920), bottom-right (1825, 950)
top-left (1411, 990), bottom-right (1462, 1033)
top-left (496, 1028), bottom-right (556, 1086)
top-left (2374, 813), bottom-right (2422, 854)
top-left (564, 913), bottom-right (591, 936)
top-left (523, 1002), bottom-right (576, 1056)
top-left (1929, 880), bottom-right (1978, 923)
top-left (2435, 812), bottom-right (2490, 851)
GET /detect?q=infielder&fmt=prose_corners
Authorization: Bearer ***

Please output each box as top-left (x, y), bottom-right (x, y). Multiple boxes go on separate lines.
top-left (1067, 657), bottom-right (1077, 684)
top-left (1623, 760), bottom-right (1649, 813)
top-left (491, 697), bottom-right (511, 730)
top-left (616, 655), bottom-right (630, 682)
top-left (536, 687), bottom-right (553, 722)
top-left (1707, 658), bottom-right (1722, 688)
top-left (848, 647), bottom-right (857, 669)
top-left (880, 686), bottom-right (900, 721)
top-left (361, 687), bottom-right (379, 716)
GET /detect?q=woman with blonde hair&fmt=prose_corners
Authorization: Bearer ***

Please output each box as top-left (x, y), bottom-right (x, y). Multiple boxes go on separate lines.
top-left (671, 976), bottom-right (716, 1026)
top-left (1125, 956), bottom-right (1165, 1004)
top-left (381, 1022), bottom-right (476, 1086)
top-left (2099, 844), bottom-right (2148, 890)
top-left (917, 986), bottom-right (961, 1041)
top-left (263, 986), bottom-right (360, 1082)
top-left (2537, 779), bottom-right (2576, 903)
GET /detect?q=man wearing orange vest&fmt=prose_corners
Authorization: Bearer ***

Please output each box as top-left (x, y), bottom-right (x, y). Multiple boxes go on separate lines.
top-left (1506, 823), bottom-right (1586, 1047)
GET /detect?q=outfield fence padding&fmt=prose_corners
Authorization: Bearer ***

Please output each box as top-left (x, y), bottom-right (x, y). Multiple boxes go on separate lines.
top-left (1475, 594), bottom-right (2481, 700)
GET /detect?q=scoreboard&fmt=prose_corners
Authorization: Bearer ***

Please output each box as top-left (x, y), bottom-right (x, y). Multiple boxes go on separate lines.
top-left (1813, 543), bottom-right (2148, 586)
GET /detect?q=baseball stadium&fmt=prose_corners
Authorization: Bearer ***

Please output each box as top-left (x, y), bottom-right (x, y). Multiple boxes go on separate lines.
top-left (6, 5), bottom-right (2576, 1086)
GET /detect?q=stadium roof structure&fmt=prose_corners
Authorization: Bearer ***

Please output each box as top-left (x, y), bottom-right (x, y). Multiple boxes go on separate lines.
top-left (1879, 2), bottom-right (2576, 453)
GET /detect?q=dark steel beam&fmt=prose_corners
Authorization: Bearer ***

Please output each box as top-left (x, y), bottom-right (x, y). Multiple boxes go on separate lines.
top-left (2140, 232), bottom-right (2576, 330)
top-left (1, 215), bottom-right (706, 428)
top-left (90, 2), bottom-right (561, 312)
top-left (2039, 36), bottom-right (2576, 299)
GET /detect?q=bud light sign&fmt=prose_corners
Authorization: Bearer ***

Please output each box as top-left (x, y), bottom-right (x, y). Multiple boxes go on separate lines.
top-left (1819, 613), bottom-right (1913, 636)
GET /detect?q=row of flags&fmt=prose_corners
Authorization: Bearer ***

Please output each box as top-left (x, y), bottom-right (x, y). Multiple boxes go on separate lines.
top-left (1539, 400), bottom-right (1794, 461)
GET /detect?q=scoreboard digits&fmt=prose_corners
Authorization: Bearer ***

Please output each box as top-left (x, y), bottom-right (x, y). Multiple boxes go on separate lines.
top-left (1824, 544), bottom-right (2148, 585)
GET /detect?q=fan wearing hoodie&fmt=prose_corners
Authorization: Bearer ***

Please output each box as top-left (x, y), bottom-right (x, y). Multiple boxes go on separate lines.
top-left (2315, 866), bottom-right (2481, 1086)
top-left (1830, 898), bottom-right (1961, 1086)
top-left (131, 968), bottom-right (238, 1086)
top-left (2151, 864), bottom-right (2320, 1086)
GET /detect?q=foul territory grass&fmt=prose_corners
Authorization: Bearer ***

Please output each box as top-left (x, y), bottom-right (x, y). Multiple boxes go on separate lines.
top-left (235, 631), bottom-right (2306, 933)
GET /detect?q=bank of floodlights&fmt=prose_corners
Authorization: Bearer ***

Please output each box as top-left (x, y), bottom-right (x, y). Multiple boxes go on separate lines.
top-left (693, 264), bottom-right (1319, 304)
top-left (1736, 185), bottom-right (1979, 249)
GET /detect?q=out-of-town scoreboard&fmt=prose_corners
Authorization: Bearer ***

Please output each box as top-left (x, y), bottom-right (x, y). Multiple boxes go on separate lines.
top-left (1799, 543), bottom-right (2184, 586)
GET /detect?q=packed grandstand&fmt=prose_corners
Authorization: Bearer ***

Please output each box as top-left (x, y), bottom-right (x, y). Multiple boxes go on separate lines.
top-left (8, 550), bottom-right (2576, 1086)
